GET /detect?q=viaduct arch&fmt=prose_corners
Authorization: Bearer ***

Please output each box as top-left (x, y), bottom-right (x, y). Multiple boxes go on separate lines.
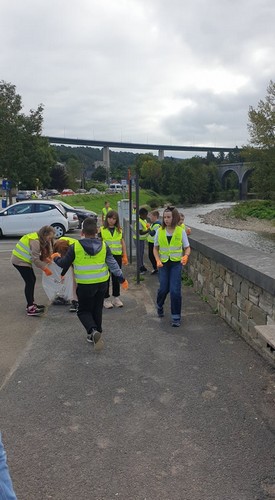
top-left (218, 163), bottom-right (254, 200)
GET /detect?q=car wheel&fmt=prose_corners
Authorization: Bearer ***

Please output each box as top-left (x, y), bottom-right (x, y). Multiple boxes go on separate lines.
top-left (51, 223), bottom-right (66, 238)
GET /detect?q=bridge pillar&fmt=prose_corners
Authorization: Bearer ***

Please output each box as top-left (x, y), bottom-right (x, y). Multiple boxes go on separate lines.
top-left (103, 146), bottom-right (110, 183)
top-left (158, 149), bottom-right (164, 161)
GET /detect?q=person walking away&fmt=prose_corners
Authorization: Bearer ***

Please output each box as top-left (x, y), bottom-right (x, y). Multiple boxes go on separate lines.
top-left (52, 218), bottom-right (128, 349)
top-left (153, 206), bottom-right (190, 327)
top-left (11, 225), bottom-right (55, 316)
top-left (98, 210), bottom-right (128, 309)
top-left (147, 210), bottom-right (161, 274)
top-left (133, 207), bottom-right (150, 274)
top-left (0, 432), bottom-right (17, 499)
top-left (101, 201), bottom-right (112, 225)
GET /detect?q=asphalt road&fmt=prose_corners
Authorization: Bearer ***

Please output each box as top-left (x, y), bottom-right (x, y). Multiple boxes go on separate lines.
top-left (1, 234), bottom-right (275, 500)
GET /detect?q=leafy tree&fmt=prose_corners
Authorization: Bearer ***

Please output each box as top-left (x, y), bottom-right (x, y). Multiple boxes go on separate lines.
top-left (0, 81), bottom-right (55, 194)
top-left (92, 165), bottom-right (107, 182)
top-left (50, 164), bottom-right (69, 191)
top-left (245, 81), bottom-right (275, 198)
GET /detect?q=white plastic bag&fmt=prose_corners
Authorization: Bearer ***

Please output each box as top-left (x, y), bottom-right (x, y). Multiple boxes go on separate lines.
top-left (42, 262), bottom-right (74, 302)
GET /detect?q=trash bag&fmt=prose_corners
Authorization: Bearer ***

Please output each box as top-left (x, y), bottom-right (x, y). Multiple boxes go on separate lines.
top-left (42, 262), bottom-right (74, 303)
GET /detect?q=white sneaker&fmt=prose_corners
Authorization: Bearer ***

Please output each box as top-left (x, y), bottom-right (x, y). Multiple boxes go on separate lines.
top-left (112, 296), bottom-right (123, 308)
top-left (104, 299), bottom-right (113, 309)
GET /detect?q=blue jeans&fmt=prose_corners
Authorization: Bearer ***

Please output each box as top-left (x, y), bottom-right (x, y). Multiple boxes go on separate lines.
top-left (156, 261), bottom-right (182, 321)
top-left (0, 433), bottom-right (17, 499)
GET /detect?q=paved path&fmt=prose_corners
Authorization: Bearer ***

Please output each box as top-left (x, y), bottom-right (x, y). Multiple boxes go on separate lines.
top-left (1, 244), bottom-right (275, 499)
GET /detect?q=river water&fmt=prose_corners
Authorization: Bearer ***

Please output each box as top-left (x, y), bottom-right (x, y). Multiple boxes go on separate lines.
top-left (178, 202), bottom-right (275, 255)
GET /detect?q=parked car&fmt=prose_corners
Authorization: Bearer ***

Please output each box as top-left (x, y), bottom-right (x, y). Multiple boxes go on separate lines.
top-left (46, 189), bottom-right (59, 197)
top-left (67, 211), bottom-right (79, 231)
top-left (0, 200), bottom-right (69, 238)
top-left (108, 183), bottom-right (123, 193)
top-left (15, 190), bottom-right (33, 202)
top-left (76, 188), bottom-right (87, 194)
top-left (61, 189), bottom-right (75, 196)
top-left (51, 199), bottom-right (97, 229)
top-left (88, 188), bottom-right (101, 195)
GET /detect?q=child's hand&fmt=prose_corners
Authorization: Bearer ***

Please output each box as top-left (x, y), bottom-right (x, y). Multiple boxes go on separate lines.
top-left (181, 255), bottom-right (188, 266)
top-left (45, 257), bottom-right (52, 263)
top-left (156, 259), bottom-right (163, 268)
top-left (51, 252), bottom-right (61, 259)
top-left (122, 254), bottom-right (128, 265)
top-left (146, 223), bottom-right (150, 229)
top-left (121, 279), bottom-right (128, 290)
top-left (43, 267), bottom-right (53, 276)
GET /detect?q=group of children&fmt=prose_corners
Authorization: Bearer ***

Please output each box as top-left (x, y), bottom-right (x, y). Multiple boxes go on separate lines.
top-left (11, 201), bottom-right (191, 347)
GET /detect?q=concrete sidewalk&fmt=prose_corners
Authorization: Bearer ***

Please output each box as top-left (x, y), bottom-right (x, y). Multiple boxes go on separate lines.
top-left (1, 265), bottom-right (275, 499)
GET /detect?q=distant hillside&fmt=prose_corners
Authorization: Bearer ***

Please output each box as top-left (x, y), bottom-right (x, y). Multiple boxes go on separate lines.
top-left (52, 145), bottom-right (139, 169)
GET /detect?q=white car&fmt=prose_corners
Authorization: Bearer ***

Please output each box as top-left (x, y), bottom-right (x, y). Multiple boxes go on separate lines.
top-left (67, 211), bottom-right (79, 231)
top-left (0, 200), bottom-right (69, 238)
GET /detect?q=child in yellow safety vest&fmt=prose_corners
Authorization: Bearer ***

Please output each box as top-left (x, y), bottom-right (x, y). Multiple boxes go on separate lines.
top-left (133, 207), bottom-right (150, 274)
top-left (179, 212), bottom-right (191, 235)
top-left (52, 218), bottom-right (128, 349)
top-left (98, 210), bottom-right (128, 309)
top-left (11, 225), bottom-right (55, 316)
top-left (147, 210), bottom-right (161, 274)
top-left (153, 206), bottom-right (191, 328)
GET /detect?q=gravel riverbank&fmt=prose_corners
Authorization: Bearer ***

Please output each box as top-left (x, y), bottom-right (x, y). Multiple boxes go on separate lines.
top-left (199, 207), bottom-right (275, 234)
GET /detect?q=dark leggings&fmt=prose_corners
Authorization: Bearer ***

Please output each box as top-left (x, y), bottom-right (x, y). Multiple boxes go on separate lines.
top-left (105, 254), bottom-right (122, 298)
top-left (13, 264), bottom-right (36, 307)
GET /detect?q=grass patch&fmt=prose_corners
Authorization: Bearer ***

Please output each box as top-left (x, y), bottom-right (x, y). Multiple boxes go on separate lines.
top-left (231, 200), bottom-right (275, 221)
top-left (56, 190), bottom-right (161, 215)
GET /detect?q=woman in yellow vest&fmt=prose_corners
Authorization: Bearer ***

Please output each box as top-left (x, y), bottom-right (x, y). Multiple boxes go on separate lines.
top-left (153, 207), bottom-right (191, 328)
top-left (101, 201), bottom-right (112, 225)
top-left (11, 225), bottom-right (55, 316)
top-left (99, 210), bottom-right (128, 308)
top-left (52, 218), bottom-right (128, 348)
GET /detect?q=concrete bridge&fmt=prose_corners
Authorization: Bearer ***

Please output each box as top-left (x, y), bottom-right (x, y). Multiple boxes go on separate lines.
top-left (218, 162), bottom-right (254, 199)
top-left (46, 135), bottom-right (238, 168)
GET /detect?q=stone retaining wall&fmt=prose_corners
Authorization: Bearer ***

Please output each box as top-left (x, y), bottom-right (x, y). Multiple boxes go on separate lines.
top-left (188, 228), bottom-right (275, 366)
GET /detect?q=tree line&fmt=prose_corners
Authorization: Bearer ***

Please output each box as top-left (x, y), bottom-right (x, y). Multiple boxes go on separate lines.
top-left (1, 79), bottom-right (275, 201)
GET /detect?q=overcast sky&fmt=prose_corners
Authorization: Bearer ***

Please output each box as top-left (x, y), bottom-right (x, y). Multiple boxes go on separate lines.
top-left (1, 0), bottom-right (275, 156)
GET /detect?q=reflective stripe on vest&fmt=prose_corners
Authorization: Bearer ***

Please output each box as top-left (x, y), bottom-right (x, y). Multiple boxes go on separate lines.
top-left (147, 222), bottom-right (161, 243)
top-left (100, 227), bottom-right (122, 255)
top-left (158, 226), bottom-right (183, 262)
top-left (133, 218), bottom-right (148, 240)
top-left (73, 240), bottom-right (109, 284)
top-left (12, 232), bottom-right (38, 264)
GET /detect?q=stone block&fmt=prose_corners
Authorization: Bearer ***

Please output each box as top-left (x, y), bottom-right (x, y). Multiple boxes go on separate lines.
top-left (231, 303), bottom-right (239, 321)
top-left (251, 305), bottom-right (267, 325)
top-left (259, 291), bottom-right (274, 316)
top-left (240, 281), bottom-right (249, 299)
top-left (255, 325), bottom-right (275, 350)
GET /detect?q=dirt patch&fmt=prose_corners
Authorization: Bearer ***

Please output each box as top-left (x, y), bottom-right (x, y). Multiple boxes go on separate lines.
top-left (199, 208), bottom-right (275, 234)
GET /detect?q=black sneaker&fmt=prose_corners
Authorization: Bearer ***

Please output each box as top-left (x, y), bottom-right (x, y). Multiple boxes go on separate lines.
top-left (151, 269), bottom-right (158, 275)
top-left (157, 307), bottom-right (164, 318)
top-left (26, 303), bottom-right (45, 312)
top-left (171, 321), bottom-right (181, 327)
top-left (69, 301), bottom-right (78, 313)
top-left (87, 329), bottom-right (101, 344)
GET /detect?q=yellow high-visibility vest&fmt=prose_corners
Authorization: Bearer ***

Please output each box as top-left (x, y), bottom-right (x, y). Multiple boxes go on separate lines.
top-left (73, 240), bottom-right (109, 284)
top-left (158, 226), bottom-right (183, 262)
top-left (100, 227), bottom-right (122, 255)
top-left (12, 232), bottom-right (38, 264)
top-left (147, 222), bottom-right (161, 243)
top-left (133, 218), bottom-right (148, 241)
